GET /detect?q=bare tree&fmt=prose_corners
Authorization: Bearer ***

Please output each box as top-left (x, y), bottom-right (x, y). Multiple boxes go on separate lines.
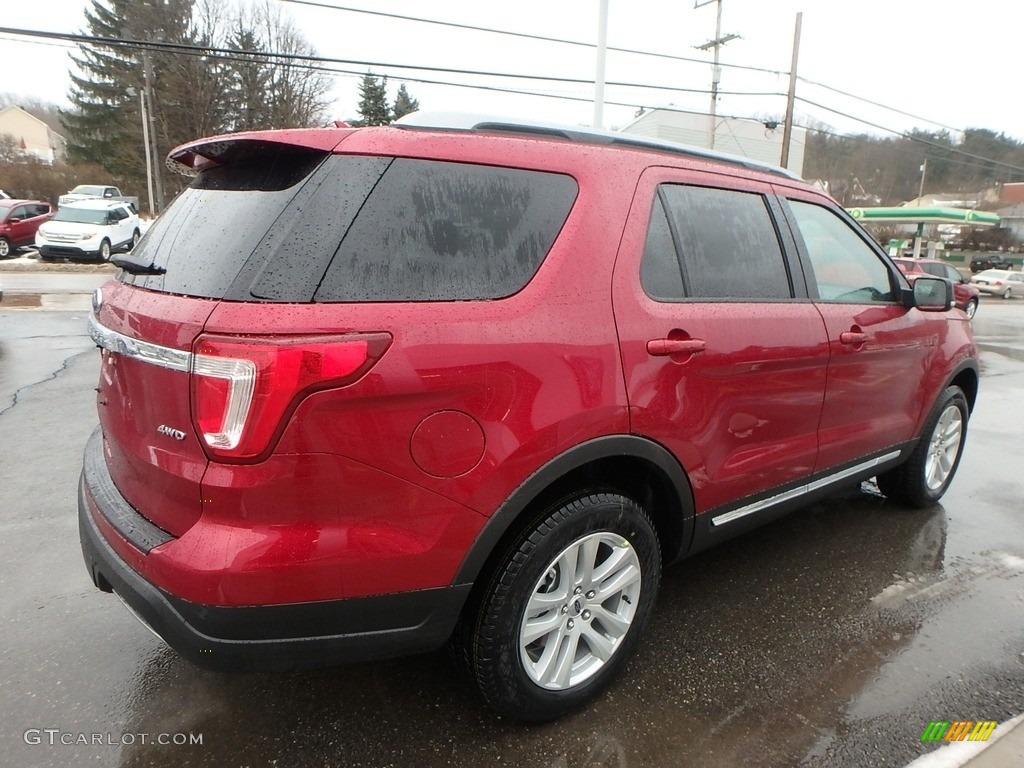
top-left (244, 0), bottom-right (332, 129)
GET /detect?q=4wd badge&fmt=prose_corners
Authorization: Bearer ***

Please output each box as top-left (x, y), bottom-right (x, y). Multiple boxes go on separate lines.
top-left (157, 425), bottom-right (187, 441)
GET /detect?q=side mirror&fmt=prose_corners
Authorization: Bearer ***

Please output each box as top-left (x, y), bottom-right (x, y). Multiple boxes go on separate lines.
top-left (908, 276), bottom-right (953, 312)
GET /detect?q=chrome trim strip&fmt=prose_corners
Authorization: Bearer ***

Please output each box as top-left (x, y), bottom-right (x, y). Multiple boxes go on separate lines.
top-left (88, 313), bottom-right (192, 373)
top-left (711, 450), bottom-right (902, 527)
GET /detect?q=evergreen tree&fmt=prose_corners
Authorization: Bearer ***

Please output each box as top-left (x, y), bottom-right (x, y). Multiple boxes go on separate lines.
top-left (392, 83), bottom-right (419, 121)
top-left (62, 0), bottom-right (196, 193)
top-left (223, 25), bottom-right (270, 132)
top-left (356, 73), bottom-right (391, 126)
top-left (63, 0), bottom-right (333, 206)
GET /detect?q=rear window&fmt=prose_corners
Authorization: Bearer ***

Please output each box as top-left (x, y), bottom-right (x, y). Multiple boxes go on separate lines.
top-left (119, 144), bottom-right (341, 299)
top-left (121, 149), bottom-right (576, 303)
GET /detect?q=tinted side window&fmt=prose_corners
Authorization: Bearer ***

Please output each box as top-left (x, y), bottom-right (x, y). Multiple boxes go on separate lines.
top-left (660, 185), bottom-right (792, 300)
top-left (640, 196), bottom-right (684, 300)
top-left (788, 200), bottom-right (895, 303)
top-left (920, 262), bottom-right (945, 278)
top-left (315, 159), bottom-right (577, 302)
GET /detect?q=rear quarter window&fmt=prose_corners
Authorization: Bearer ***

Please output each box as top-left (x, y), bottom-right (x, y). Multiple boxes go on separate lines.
top-left (314, 159), bottom-right (578, 302)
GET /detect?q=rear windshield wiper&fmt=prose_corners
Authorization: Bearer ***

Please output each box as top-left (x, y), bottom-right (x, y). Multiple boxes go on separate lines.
top-left (111, 256), bottom-right (166, 275)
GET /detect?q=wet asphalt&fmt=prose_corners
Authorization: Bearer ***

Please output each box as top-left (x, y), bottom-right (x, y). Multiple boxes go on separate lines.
top-left (0, 297), bottom-right (1021, 768)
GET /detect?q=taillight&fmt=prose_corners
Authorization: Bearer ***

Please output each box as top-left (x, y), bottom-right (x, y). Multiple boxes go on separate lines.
top-left (190, 333), bottom-right (391, 460)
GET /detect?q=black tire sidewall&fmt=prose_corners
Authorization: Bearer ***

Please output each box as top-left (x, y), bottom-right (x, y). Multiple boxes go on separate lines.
top-left (876, 386), bottom-right (969, 507)
top-left (99, 240), bottom-right (111, 262)
top-left (0, 237), bottom-right (9, 258)
top-left (923, 388), bottom-right (969, 501)
top-left (472, 493), bottom-right (660, 722)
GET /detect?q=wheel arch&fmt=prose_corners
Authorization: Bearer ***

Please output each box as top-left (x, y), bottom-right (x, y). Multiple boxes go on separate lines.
top-left (453, 435), bottom-right (695, 589)
top-left (945, 359), bottom-right (979, 415)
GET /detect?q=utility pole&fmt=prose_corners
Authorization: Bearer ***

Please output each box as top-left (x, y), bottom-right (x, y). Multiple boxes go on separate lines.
top-left (696, 0), bottom-right (739, 151)
top-left (780, 12), bottom-right (802, 170)
top-left (593, 0), bottom-right (609, 129)
top-left (142, 48), bottom-right (164, 214)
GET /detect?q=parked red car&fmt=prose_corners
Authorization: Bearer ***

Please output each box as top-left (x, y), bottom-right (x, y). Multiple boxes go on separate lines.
top-left (79, 116), bottom-right (978, 722)
top-left (893, 257), bottom-right (980, 319)
top-left (0, 199), bottom-right (53, 258)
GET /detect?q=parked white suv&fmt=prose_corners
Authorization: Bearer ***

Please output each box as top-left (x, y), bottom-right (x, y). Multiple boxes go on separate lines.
top-left (36, 200), bottom-right (140, 261)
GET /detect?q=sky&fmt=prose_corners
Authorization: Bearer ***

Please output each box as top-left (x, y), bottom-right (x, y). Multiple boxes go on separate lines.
top-left (0, 0), bottom-right (1022, 144)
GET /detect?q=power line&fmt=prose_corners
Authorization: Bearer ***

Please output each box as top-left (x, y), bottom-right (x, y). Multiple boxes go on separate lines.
top-left (797, 76), bottom-right (965, 136)
top-left (803, 123), bottom-right (1024, 178)
top-left (796, 96), bottom-right (1024, 176)
top-left (276, 0), bottom-right (788, 76)
top-left (6, 23), bottom-right (1022, 179)
top-left (280, 0), bottom-right (983, 140)
top-left (0, 26), bottom-right (783, 99)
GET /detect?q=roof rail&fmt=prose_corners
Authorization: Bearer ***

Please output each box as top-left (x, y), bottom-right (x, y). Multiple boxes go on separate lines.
top-left (394, 111), bottom-right (800, 180)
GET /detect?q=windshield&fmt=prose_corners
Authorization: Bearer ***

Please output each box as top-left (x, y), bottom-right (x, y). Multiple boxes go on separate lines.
top-left (70, 185), bottom-right (107, 196)
top-left (52, 208), bottom-right (109, 225)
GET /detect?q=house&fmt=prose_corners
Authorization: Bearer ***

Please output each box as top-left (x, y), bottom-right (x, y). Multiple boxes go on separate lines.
top-left (619, 107), bottom-right (806, 176)
top-left (0, 105), bottom-right (66, 164)
top-left (999, 182), bottom-right (1024, 206)
top-left (993, 204), bottom-right (1024, 243)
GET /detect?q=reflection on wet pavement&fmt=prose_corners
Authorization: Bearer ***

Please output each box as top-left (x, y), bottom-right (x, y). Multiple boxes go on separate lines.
top-left (2, 307), bottom-right (1023, 768)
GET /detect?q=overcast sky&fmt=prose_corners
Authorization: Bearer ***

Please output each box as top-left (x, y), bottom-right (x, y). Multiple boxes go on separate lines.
top-left (1, 0), bottom-right (1021, 142)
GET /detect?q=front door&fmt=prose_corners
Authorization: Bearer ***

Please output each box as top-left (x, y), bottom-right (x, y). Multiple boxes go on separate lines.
top-left (779, 193), bottom-right (938, 473)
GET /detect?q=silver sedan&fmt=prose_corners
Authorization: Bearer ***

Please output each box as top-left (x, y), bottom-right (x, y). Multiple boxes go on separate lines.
top-left (971, 269), bottom-right (1024, 299)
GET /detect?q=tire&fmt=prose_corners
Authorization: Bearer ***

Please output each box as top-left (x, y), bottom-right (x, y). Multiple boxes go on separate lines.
top-left (130, 229), bottom-right (140, 251)
top-left (0, 237), bottom-right (10, 258)
top-left (465, 493), bottom-right (661, 722)
top-left (964, 298), bottom-right (978, 319)
top-left (876, 386), bottom-right (969, 507)
top-left (1003, 288), bottom-right (1012, 300)
top-left (98, 239), bottom-right (111, 262)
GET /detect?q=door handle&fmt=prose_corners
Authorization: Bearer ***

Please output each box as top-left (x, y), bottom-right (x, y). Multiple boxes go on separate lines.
top-left (647, 338), bottom-right (707, 356)
top-left (839, 331), bottom-right (868, 346)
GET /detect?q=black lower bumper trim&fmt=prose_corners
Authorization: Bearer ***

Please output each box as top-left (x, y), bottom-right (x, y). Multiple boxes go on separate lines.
top-left (79, 467), bottom-right (469, 672)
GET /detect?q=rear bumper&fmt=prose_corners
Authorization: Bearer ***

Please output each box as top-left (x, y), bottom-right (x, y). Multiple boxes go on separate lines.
top-left (78, 430), bottom-right (469, 672)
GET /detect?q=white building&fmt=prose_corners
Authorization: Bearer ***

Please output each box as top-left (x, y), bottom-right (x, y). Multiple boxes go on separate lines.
top-left (0, 105), bottom-right (66, 164)
top-left (619, 108), bottom-right (805, 177)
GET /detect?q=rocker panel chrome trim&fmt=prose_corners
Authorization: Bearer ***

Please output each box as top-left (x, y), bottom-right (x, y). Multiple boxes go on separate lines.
top-left (710, 450), bottom-right (902, 527)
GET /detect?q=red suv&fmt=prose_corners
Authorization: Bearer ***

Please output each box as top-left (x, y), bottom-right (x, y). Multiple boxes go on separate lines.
top-left (0, 199), bottom-right (53, 258)
top-left (79, 116), bottom-right (978, 722)
top-left (893, 257), bottom-right (980, 319)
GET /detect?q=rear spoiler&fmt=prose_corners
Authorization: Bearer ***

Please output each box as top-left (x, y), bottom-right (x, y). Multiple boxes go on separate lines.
top-left (166, 129), bottom-right (356, 176)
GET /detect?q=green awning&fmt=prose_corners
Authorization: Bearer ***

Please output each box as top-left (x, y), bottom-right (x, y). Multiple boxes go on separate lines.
top-left (848, 206), bottom-right (1000, 227)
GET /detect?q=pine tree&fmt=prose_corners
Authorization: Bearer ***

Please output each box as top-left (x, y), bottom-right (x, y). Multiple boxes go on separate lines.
top-left (62, 0), bottom-right (198, 201)
top-left (392, 83), bottom-right (419, 121)
top-left (63, 0), bottom-right (333, 204)
top-left (356, 73), bottom-right (391, 126)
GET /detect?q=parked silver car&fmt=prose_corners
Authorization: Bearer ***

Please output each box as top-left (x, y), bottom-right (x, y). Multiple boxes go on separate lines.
top-left (971, 269), bottom-right (1024, 299)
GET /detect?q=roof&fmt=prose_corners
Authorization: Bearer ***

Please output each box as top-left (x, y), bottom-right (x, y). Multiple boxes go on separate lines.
top-left (394, 111), bottom-right (801, 180)
top-left (0, 198), bottom-right (44, 208)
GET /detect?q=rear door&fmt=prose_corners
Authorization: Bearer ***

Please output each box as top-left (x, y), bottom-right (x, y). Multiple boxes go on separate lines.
top-left (8, 205), bottom-right (32, 246)
top-left (612, 168), bottom-right (829, 517)
top-left (778, 191), bottom-right (937, 473)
